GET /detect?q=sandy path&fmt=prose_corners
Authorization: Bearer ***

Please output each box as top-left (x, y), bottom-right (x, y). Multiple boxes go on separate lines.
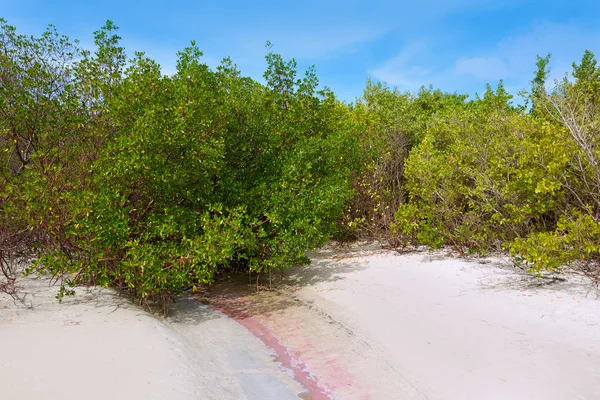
top-left (284, 243), bottom-right (600, 400)
top-left (2, 244), bottom-right (599, 400)
top-left (198, 281), bottom-right (426, 400)
top-left (0, 275), bottom-right (302, 400)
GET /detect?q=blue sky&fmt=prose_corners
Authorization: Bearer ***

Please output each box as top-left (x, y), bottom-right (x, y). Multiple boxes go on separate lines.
top-left (3, 0), bottom-right (600, 102)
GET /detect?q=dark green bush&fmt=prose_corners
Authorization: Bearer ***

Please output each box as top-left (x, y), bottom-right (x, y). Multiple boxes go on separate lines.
top-left (1, 20), bottom-right (361, 314)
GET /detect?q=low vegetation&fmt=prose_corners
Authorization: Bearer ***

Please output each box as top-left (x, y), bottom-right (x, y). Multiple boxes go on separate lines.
top-left (1, 20), bottom-right (599, 313)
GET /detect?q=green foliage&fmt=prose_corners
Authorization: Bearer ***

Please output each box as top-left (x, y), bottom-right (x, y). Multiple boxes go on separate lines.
top-left (393, 84), bottom-right (571, 253)
top-left (1, 21), bottom-right (359, 313)
top-left (510, 212), bottom-right (600, 274)
top-left (572, 50), bottom-right (600, 96)
top-left (4, 17), bottom-right (600, 307)
top-left (347, 80), bottom-right (469, 238)
top-left (381, 50), bottom-right (600, 279)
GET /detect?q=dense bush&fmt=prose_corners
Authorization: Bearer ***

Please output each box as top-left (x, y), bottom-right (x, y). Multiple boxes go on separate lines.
top-left (340, 50), bottom-right (600, 280)
top-left (346, 81), bottom-right (467, 239)
top-left (3, 19), bottom-right (600, 311)
top-left (0, 20), bottom-right (362, 313)
top-left (394, 84), bottom-right (567, 253)
top-left (376, 54), bottom-right (600, 279)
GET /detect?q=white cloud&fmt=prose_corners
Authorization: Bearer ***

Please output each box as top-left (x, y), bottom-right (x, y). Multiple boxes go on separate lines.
top-left (368, 41), bottom-right (435, 89)
top-left (371, 19), bottom-right (600, 97)
top-left (452, 20), bottom-right (600, 87)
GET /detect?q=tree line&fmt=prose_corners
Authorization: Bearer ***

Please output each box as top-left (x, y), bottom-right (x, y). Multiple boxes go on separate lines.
top-left (1, 20), bottom-right (598, 313)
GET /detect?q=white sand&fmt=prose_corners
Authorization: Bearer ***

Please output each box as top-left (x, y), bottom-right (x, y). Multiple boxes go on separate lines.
top-left (290, 243), bottom-right (600, 400)
top-left (0, 274), bottom-right (301, 400)
top-left (2, 244), bottom-right (599, 400)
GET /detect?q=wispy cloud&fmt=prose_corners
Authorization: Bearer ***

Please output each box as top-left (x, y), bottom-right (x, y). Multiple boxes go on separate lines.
top-left (368, 41), bottom-right (435, 90)
top-left (451, 20), bottom-right (600, 87)
top-left (123, 23), bottom-right (390, 81)
top-left (370, 19), bottom-right (600, 97)
top-left (244, 24), bottom-right (389, 61)
top-left (5, 0), bottom-right (600, 102)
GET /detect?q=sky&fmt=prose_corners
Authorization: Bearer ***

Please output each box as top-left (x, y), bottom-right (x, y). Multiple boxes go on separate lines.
top-left (3, 0), bottom-right (600, 102)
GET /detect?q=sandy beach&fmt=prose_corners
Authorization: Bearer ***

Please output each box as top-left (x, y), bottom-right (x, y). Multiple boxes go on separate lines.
top-left (290, 244), bottom-right (600, 399)
top-left (0, 274), bottom-right (302, 399)
top-left (2, 243), bottom-right (599, 399)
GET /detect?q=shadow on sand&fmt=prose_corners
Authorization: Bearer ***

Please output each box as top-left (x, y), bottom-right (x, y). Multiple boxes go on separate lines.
top-left (166, 294), bottom-right (221, 325)
top-left (182, 242), bottom-right (378, 320)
